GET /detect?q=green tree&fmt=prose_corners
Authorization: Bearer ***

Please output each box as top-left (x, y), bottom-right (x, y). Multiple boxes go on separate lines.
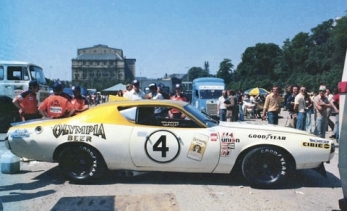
top-left (217, 58), bottom-right (233, 86)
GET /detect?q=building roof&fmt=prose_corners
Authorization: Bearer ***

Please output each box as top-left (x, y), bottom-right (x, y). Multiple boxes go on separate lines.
top-left (74, 53), bottom-right (123, 60)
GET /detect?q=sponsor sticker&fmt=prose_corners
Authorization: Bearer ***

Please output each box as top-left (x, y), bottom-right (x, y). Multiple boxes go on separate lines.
top-left (187, 133), bottom-right (209, 161)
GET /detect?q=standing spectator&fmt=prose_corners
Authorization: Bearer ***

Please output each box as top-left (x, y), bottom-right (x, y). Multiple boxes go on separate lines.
top-left (286, 85), bottom-right (299, 128)
top-left (325, 88), bottom-right (334, 132)
top-left (217, 90), bottom-right (228, 121)
top-left (313, 85), bottom-right (331, 138)
top-left (294, 86), bottom-right (306, 130)
top-left (12, 80), bottom-right (41, 121)
top-left (117, 90), bottom-right (123, 97)
top-left (237, 90), bottom-right (244, 121)
top-left (262, 85), bottom-right (281, 125)
top-left (283, 85), bottom-right (292, 111)
top-left (225, 90), bottom-right (238, 122)
top-left (305, 91), bottom-right (314, 133)
top-left (124, 80), bottom-right (146, 100)
top-left (71, 86), bottom-right (89, 115)
top-left (146, 83), bottom-right (164, 100)
top-left (330, 88), bottom-right (340, 142)
top-left (38, 83), bottom-right (75, 118)
top-left (157, 83), bottom-right (170, 99)
top-left (169, 84), bottom-right (188, 119)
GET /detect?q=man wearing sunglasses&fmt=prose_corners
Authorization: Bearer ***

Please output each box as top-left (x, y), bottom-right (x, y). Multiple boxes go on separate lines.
top-left (313, 85), bottom-right (332, 138)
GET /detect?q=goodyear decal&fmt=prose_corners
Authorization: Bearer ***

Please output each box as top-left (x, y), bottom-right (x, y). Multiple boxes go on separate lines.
top-left (248, 134), bottom-right (286, 140)
top-left (53, 124), bottom-right (106, 142)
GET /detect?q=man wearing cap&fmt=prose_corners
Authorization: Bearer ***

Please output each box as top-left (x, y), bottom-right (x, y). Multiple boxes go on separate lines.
top-left (313, 85), bottom-right (331, 138)
top-left (12, 80), bottom-right (41, 121)
top-left (124, 80), bottom-right (146, 100)
top-left (146, 83), bottom-right (164, 100)
top-left (169, 84), bottom-right (188, 119)
top-left (38, 82), bottom-right (75, 119)
top-left (71, 86), bottom-right (89, 115)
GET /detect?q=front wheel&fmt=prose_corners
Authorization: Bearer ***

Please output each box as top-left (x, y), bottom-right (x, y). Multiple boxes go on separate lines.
top-left (58, 145), bottom-right (106, 183)
top-left (242, 146), bottom-right (292, 188)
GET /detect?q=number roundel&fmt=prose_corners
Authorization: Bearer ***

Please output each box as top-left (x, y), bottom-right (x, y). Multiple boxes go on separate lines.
top-left (145, 130), bottom-right (180, 163)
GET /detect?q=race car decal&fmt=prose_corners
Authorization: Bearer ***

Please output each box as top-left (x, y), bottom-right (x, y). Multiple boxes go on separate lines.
top-left (302, 142), bottom-right (330, 149)
top-left (52, 124), bottom-right (106, 141)
top-left (145, 130), bottom-right (180, 163)
top-left (220, 132), bottom-right (240, 157)
top-left (187, 133), bottom-right (208, 161)
top-left (10, 129), bottom-right (31, 138)
top-left (248, 134), bottom-right (286, 140)
top-left (210, 133), bottom-right (218, 142)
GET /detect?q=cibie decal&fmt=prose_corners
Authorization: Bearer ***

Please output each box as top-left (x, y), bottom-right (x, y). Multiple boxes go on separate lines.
top-left (302, 142), bottom-right (330, 149)
top-left (145, 130), bottom-right (180, 163)
top-left (52, 124), bottom-right (106, 142)
top-left (220, 132), bottom-right (240, 157)
top-left (248, 134), bottom-right (286, 140)
top-left (10, 129), bottom-right (31, 138)
top-left (187, 133), bottom-right (209, 161)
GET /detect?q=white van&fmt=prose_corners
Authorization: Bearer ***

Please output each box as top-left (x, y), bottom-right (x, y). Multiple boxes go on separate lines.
top-left (0, 61), bottom-right (50, 132)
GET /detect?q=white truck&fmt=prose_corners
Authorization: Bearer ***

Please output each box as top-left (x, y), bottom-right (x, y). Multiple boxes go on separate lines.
top-left (0, 61), bottom-right (50, 132)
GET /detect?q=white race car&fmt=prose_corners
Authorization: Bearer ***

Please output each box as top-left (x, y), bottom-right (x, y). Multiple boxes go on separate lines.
top-left (6, 100), bottom-right (335, 188)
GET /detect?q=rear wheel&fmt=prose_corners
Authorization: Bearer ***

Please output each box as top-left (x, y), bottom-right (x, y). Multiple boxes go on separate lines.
top-left (242, 146), bottom-right (291, 188)
top-left (58, 145), bottom-right (106, 183)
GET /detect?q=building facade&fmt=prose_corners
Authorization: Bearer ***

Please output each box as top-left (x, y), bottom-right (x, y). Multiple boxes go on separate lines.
top-left (71, 44), bottom-right (136, 83)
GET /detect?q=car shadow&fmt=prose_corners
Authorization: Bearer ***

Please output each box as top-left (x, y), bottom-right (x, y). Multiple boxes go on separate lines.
top-left (82, 168), bottom-right (341, 190)
top-left (0, 166), bottom-right (65, 203)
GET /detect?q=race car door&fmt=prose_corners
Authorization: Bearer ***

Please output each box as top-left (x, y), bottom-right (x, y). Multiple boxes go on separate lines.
top-left (129, 106), bottom-right (220, 172)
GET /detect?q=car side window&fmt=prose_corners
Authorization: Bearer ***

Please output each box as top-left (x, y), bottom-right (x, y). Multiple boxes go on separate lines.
top-left (136, 105), bottom-right (201, 128)
top-left (0, 66), bottom-right (3, 80)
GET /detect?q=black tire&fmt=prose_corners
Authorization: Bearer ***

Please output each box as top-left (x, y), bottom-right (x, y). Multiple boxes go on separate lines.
top-left (242, 146), bottom-right (291, 188)
top-left (58, 145), bottom-right (106, 183)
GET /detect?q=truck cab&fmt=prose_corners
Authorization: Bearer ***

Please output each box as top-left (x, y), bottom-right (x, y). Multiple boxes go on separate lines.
top-left (0, 61), bottom-right (50, 132)
top-left (191, 77), bottom-right (224, 118)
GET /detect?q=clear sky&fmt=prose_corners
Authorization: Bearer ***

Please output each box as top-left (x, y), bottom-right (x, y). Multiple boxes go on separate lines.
top-left (0, 1), bottom-right (346, 81)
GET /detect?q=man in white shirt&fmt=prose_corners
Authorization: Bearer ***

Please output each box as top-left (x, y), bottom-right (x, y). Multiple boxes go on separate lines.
top-left (124, 80), bottom-right (146, 100)
top-left (294, 86), bottom-right (306, 130)
top-left (217, 90), bottom-right (228, 121)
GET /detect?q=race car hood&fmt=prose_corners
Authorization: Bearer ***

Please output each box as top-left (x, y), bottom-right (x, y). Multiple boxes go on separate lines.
top-left (218, 121), bottom-right (308, 136)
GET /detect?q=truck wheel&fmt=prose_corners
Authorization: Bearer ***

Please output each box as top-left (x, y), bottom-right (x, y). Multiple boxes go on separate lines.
top-left (0, 97), bottom-right (19, 133)
top-left (242, 146), bottom-right (291, 188)
top-left (58, 145), bottom-right (106, 183)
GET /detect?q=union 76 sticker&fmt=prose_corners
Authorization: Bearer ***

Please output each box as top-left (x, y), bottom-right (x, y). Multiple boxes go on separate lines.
top-left (145, 130), bottom-right (180, 163)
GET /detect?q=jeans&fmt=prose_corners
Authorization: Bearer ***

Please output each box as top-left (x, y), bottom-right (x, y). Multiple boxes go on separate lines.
top-left (335, 113), bottom-right (340, 142)
top-left (305, 109), bottom-right (312, 133)
top-left (314, 116), bottom-right (328, 138)
top-left (238, 104), bottom-right (244, 121)
top-left (219, 109), bottom-right (227, 121)
top-left (267, 112), bottom-right (278, 125)
top-left (296, 112), bottom-right (306, 130)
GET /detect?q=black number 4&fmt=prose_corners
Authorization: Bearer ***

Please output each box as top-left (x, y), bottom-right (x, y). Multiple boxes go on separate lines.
top-left (153, 135), bottom-right (169, 157)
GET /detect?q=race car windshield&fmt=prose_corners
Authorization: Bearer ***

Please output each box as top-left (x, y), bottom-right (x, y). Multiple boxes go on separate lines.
top-left (183, 104), bottom-right (218, 127)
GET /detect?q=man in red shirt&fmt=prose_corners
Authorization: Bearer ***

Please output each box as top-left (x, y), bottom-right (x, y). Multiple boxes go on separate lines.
top-left (13, 80), bottom-right (41, 121)
top-left (169, 84), bottom-right (188, 119)
top-left (38, 82), bottom-right (75, 118)
top-left (71, 86), bottom-right (89, 115)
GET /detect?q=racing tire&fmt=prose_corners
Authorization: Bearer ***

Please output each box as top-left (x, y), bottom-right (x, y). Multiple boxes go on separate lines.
top-left (242, 146), bottom-right (291, 188)
top-left (58, 145), bottom-right (106, 183)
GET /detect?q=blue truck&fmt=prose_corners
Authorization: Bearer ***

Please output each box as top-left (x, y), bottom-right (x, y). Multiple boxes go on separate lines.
top-left (191, 77), bottom-right (225, 118)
